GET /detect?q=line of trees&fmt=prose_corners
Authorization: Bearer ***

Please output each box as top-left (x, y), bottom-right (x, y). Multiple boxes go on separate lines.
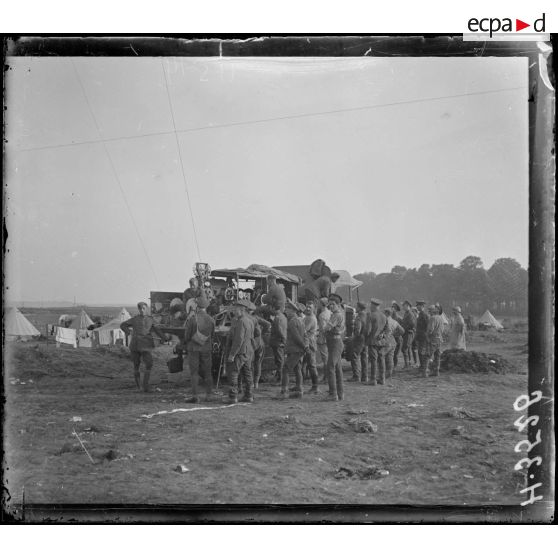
top-left (354, 256), bottom-right (527, 317)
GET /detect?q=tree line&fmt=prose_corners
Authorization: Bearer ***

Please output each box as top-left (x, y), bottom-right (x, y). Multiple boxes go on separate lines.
top-left (353, 256), bottom-right (527, 317)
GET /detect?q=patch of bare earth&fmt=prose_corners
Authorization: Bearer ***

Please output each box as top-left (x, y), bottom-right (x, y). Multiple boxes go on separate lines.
top-left (3, 329), bottom-right (529, 507)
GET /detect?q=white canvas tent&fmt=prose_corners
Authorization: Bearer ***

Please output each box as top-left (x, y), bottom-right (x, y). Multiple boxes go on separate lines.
top-left (5, 307), bottom-right (40, 339)
top-left (74, 309), bottom-right (94, 330)
top-left (92, 307), bottom-right (132, 346)
top-left (479, 310), bottom-right (504, 330)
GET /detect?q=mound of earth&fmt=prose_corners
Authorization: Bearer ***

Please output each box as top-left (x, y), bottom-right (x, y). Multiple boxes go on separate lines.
top-left (440, 349), bottom-right (516, 375)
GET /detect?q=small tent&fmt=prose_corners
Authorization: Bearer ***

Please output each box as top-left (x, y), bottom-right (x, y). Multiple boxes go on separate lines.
top-left (5, 307), bottom-right (40, 339)
top-left (92, 307), bottom-right (132, 346)
top-left (479, 310), bottom-right (504, 330)
top-left (75, 309), bottom-right (94, 330)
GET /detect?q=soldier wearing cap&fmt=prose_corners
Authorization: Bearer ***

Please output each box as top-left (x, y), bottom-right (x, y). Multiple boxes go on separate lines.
top-left (316, 297), bottom-right (331, 382)
top-left (279, 299), bottom-right (309, 399)
top-left (449, 306), bottom-right (467, 350)
top-left (425, 304), bottom-right (445, 377)
top-left (120, 302), bottom-right (169, 392)
top-left (323, 293), bottom-right (346, 401)
top-left (247, 302), bottom-right (271, 390)
top-left (383, 308), bottom-right (405, 380)
top-left (401, 300), bottom-right (416, 369)
top-left (366, 298), bottom-right (389, 385)
top-left (226, 300), bottom-right (255, 403)
top-left (415, 300), bottom-right (429, 374)
top-left (184, 296), bottom-right (216, 403)
top-left (301, 301), bottom-right (320, 393)
top-left (349, 301), bottom-right (370, 383)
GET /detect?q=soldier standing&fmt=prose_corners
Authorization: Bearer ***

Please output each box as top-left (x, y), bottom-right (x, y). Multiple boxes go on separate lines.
top-left (426, 304), bottom-right (445, 377)
top-left (401, 300), bottom-right (416, 369)
top-left (302, 301), bottom-right (320, 393)
top-left (324, 293), bottom-right (346, 401)
top-left (449, 306), bottom-right (467, 350)
top-left (349, 302), bottom-right (369, 383)
top-left (415, 301), bottom-right (430, 374)
top-left (120, 302), bottom-right (168, 392)
top-left (279, 300), bottom-right (309, 399)
top-left (366, 298), bottom-right (388, 385)
top-left (248, 303), bottom-right (271, 389)
top-left (316, 297), bottom-right (331, 382)
top-left (263, 274), bottom-right (286, 312)
top-left (183, 296), bottom-right (215, 403)
top-left (383, 308), bottom-right (405, 380)
top-left (226, 300), bottom-right (255, 403)
top-left (390, 301), bottom-right (403, 369)
top-left (269, 305), bottom-right (287, 385)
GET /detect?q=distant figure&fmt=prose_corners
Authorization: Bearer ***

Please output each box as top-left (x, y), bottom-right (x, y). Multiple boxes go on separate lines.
top-left (415, 301), bottom-right (429, 374)
top-left (120, 302), bottom-right (168, 392)
top-left (391, 301), bottom-right (403, 369)
top-left (425, 304), bottom-right (445, 378)
top-left (401, 301), bottom-right (416, 369)
top-left (450, 306), bottom-right (467, 350)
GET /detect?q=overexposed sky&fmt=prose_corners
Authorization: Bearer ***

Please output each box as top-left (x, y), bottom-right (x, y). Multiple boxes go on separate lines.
top-left (5, 56), bottom-right (528, 304)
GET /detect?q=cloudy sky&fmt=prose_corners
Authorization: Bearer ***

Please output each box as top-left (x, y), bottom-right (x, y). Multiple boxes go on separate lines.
top-left (5, 55), bottom-right (528, 304)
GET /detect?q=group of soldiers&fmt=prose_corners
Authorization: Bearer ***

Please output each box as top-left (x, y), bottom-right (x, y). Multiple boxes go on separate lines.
top-left (122, 274), bottom-right (467, 399)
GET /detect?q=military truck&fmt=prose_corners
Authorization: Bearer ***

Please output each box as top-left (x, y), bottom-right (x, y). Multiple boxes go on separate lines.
top-left (150, 263), bottom-right (301, 383)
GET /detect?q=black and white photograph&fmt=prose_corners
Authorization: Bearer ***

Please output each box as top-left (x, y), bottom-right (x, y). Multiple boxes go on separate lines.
top-left (2, 36), bottom-right (554, 523)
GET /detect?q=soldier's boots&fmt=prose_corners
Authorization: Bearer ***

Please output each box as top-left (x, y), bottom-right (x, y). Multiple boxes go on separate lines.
top-left (308, 385), bottom-right (320, 394)
top-left (185, 395), bottom-right (200, 403)
top-left (290, 390), bottom-right (303, 399)
top-left (348, 375), bottom-right (360, 382)
top-left (240, 394), bottom-right (254, 403)
top-left (133, 370), bottom-right (140, 389)
top-left (324, 394), bottom-right (339, 402)
top-left (278, 390), bottom-right (289, 400)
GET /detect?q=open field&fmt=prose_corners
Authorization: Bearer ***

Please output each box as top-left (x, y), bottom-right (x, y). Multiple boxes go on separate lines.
top-left (3, 324), bottom-right (530, 512)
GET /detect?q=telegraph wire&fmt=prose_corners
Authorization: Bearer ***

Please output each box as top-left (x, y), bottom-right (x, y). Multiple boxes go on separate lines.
top-left (70, 60), bottom-right (161, 288)
top-left (14, 85), bottom-right (526, 154)
top-left (160, 60), bottom-right (202, 262)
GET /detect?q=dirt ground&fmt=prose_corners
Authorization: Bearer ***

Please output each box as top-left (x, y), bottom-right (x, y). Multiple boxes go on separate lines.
top-left (3, 325), bottom-right (530, 510)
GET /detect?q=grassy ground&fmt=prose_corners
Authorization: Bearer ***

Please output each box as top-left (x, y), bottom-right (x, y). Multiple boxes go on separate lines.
top-left (3, 326), bottom-right (530, 509)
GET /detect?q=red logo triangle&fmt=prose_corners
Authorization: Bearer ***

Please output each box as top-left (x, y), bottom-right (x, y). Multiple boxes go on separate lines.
top-left (516, 19), bottom-right (530, 31)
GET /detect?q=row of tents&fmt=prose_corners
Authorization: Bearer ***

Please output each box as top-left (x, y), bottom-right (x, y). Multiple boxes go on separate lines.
top-left (4, 306), bottom-right (133, 346)
top-left (5, 305), bottom-right (504, 343)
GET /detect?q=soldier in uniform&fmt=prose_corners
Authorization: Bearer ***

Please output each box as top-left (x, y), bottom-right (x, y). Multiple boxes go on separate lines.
top-left (316, 297), bottom-right (331, 382)
top-left (183, 277), bottom-right (200, 306)
top-left (247, 302), bottom-right (271, 390)
top-left (304, 272), bottom-right (340, 305)
top-left (226, 300), bottom-right (255, 403)
top-left (411, 306), bottom-right (420, 366)
top-left (268, 304), bottom-right (287, 385)
top-left (390, 301), bottom-right (403, 369)
top-left (120, 302), bottom-right (168, 392)
top-left (415, 300), bottom-right (430, 374)
top-left (383, 308), bottom-right (405, 380)
top-left (324, 293), bottom-right (346, 401)
top-left (183, 296), bottom-right (215, 403)
top-left (449, 306), bottom-right (467, 350)
top-left (279, 300), bottom-right (309, 399)
top-left (302, 301), bottom-right (320, 393)
top-left (349, 301), bottom-right (369, 383)
top-left (366, 298), bottom-right (388, 385)
top-left (426, 304), bottom-right (445, 377)
top-left (401, 300), bottom-right (416, 369)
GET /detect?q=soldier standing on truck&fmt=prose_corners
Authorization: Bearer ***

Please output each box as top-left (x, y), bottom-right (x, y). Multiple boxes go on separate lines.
top-left (226, 300), bottom-right (255, 403)
top-left (304, 272), bottom-right (340, 305)
top-left (120, 302), bottom-right (168, 392)
top-left (183, 296), bottom-right (215, 403)
top-left (262, 274), bottom-right (286, 312)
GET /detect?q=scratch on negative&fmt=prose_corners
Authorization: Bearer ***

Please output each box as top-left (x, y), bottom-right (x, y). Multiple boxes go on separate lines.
top-left (130, 44), bottom-right (138, 56)
top-left (363, 48), bottom-right (372, 56)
